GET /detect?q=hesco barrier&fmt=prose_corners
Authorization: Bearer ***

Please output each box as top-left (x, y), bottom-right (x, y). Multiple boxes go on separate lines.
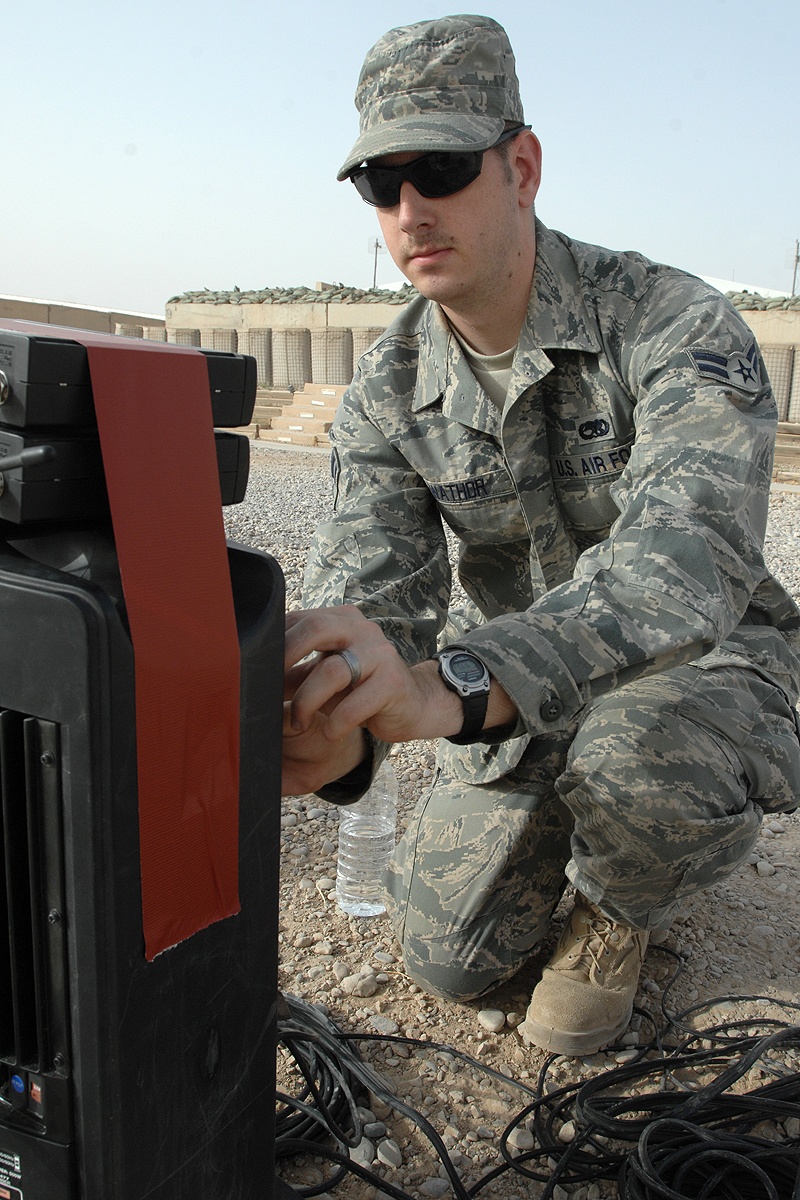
top-left (310, 328), bottom-right (353, 386)
top-left (790, 359), bottom-right (800, 425)
top-left (352, 326), bottom-right (386, 361)
top-left (240, 328), bottom-right (273, 386)
top-left (272, 327), bottom-right (312, 390)
top-left (211, 328), bottom-right (238, 353)
top-left (172, 328), bottom-right (201, 347)
top-left (125, 296), bottom-right (800, 448)
top-left (763, 346), bottom-right (795, 421)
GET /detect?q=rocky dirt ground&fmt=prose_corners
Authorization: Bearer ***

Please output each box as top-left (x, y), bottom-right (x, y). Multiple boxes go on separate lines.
top-left (226, 448), bottom-right (800, 1200)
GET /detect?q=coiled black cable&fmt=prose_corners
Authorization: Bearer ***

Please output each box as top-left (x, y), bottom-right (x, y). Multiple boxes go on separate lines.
top-left (275, 994), bottom-right (478, 1199)
top-left (621, 1117), bottom-right (799, 1200)
top-left (275, 953), bottom-right (800, 1199)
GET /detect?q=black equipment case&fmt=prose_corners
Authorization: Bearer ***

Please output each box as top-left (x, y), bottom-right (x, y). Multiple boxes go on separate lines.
top-left (0, 324), bottom-right (285, 1199)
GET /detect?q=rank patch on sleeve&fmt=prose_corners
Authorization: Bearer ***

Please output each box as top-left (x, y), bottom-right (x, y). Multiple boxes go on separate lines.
top-left (687, 340), bottom-right (762, 394)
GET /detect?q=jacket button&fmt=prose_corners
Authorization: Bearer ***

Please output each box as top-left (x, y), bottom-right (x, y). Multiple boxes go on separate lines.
top-left (540, 697), bottom-right (563, 722)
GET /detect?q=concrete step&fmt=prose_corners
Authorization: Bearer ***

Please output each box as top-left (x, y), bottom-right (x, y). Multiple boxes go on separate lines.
top-left (227, 418), bottom-right (331, 447)
top-left (260, 429), bottom-right (327, 448)
top-left (252, 404), bottom-right (284, 422)
top-left (256, 387), bottom-right (295, 402)
top-left (773, 423), bottom-right (800, 478)
top-left (289, 404), bottom-right (338, 422)
top-left (229, 423), bottom-right (262, 439)
top-left (775, 424), bottom-right (800, 452)
top-left (270, 415), bottom-right (332, 436)
top-left (294, 383), bottom-right (347, 406)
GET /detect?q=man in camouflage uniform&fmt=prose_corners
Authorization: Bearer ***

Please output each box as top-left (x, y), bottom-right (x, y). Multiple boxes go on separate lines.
top-left (283, 15), bottom-right (800, 1055)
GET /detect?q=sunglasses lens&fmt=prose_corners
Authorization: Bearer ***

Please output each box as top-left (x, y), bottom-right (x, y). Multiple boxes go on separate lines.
top-left (351, 150), bottom-right (483, 207)
top-left (415, 151), bottom-right (481, 198)
top-left (350, 169), bottom-right (401, 207)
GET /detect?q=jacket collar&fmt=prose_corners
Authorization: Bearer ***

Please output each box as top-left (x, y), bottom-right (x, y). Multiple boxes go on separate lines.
top-left (521, 220), bottom-right (601, 356)
top-left (412, 219), bottom-right (601, 429)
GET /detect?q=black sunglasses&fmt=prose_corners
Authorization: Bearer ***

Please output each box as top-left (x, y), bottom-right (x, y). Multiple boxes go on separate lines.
top-left (349, 125), bottom-right (530, 209)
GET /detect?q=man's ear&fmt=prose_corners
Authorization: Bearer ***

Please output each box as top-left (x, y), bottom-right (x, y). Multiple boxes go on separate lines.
top-left (515, 130), bottom-right (542, 208)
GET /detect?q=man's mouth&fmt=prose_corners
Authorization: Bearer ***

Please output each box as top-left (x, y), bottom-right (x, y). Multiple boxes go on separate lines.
top-left (408, 245), bottom-right (452, 265)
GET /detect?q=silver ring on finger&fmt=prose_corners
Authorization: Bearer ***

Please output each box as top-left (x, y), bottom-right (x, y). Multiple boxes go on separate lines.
top-left (334, 647), bottom-right (362, 687)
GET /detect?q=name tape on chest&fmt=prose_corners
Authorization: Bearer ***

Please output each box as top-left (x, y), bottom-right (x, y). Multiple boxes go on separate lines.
top-left (428, 475), bottom-right (493, 504)
top-left (687, 340), bottom-right (762, 394)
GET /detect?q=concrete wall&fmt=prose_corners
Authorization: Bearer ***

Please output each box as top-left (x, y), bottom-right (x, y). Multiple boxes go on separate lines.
top-left (0, 294), bottom-right (165, 335)
top-left (736, 310), bottom-right (800, 423)
top-left (164, 299), bottom-right (402, 334)
top-left (739, 308), bottom-right (800, 348)
top-left (164, 297), bottom-right (800, 347)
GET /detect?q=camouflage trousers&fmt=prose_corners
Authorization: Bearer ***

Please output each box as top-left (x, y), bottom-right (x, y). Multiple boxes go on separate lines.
top-left (385, 625), bottom-right (800, 1001)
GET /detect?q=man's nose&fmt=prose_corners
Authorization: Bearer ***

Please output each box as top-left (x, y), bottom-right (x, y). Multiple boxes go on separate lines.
top-left (397, 180), bottom-right (435, 230)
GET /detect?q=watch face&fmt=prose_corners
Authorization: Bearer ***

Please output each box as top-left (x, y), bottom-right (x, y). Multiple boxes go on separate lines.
top-left (449, 652), bottom-right (486, 685)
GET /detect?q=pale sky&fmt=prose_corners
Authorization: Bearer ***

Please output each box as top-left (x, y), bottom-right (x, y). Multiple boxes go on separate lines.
top-left (6, 0), bottom-right (799, 315)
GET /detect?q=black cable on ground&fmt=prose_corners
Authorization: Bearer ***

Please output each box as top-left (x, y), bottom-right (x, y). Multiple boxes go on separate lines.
top-left (274, 954), bottom-right (800, 1199)
top-left (275, 994), bottom-right (476, 1200)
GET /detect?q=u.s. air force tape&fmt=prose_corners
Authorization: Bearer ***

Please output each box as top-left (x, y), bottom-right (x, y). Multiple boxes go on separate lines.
top-left (553, 443), bottom-right (632, 480)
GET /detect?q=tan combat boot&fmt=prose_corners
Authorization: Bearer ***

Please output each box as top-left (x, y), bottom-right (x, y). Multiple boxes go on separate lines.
top-left (518, 892), bottom-right (649, 1056)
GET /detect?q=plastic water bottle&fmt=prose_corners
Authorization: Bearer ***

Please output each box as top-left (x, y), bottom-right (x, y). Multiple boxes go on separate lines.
top-left (335, 760), bottom-right (398, 917)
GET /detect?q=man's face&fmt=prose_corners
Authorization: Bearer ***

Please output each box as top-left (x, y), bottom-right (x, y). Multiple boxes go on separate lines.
top-left (372, 139), bottom-right (539, 319)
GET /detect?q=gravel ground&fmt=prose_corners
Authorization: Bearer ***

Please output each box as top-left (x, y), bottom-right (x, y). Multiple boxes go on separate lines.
top-left (226, 446), bottom-right (800, 1200)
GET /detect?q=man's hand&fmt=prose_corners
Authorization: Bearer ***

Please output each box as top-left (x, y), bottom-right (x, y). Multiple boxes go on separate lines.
top-left (282, 605), bottom-right (519, 795)
top-left (281, 700), bottom-right (368, 797)
top-left (284, 605), bottom-right (462, 746)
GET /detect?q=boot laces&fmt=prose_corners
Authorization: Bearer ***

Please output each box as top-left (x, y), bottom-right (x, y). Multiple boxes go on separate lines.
top-left (566, 903), bottom-right (629, 979)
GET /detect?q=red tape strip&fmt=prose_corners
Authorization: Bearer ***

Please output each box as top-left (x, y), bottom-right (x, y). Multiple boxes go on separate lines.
top-left (4, 321), bottom-right (241, 959)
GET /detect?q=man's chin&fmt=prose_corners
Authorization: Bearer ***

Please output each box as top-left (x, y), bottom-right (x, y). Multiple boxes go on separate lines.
top-left (408, 278), bottom-right (465, 308)
top-left (401, 263), bottom-right (457, 302)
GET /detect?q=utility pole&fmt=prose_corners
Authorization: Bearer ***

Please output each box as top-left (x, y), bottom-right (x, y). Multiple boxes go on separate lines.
top-left (367, 237), bottom-right (385, 289)
top-left (373, 238), bottom-right (383, 289)
top-left (792, 239), bottom-right (799, 297)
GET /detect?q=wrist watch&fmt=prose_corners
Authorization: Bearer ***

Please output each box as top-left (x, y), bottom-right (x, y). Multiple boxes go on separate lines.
top-left (434, 648), bottom-right (491, 745)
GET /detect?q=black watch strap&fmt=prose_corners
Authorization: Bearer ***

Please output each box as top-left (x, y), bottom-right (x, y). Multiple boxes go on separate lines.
top-left (447, 695), bottom-right (489, 744)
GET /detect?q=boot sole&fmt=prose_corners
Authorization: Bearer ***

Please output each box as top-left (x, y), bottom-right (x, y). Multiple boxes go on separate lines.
top-left (517, 1006), bottom-right (633, 1057)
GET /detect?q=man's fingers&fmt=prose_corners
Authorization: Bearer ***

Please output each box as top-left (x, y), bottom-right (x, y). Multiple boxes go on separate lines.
top-left (290, 662), bottom-right (414, 745)
top-left (296, 676), bottom-right (376, 740)
top-left (283, 659), bottom-right (316, 700)
top-left (288, 651), bottom-right (369, 731)
top-left (284, 604), bottom-right (381, 669)
top-left (283, 605), bottom-right (422, 742)
top-left (281, 703), bottom-right (369, 796)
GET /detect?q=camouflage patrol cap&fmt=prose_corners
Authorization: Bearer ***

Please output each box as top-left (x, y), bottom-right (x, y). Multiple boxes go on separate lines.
top-left (337, 15), bottom-right (524, 181)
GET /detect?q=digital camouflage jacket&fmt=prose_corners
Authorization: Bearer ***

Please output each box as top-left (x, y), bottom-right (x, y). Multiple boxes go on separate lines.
top-left (303, 221), bottom-right (800, 776)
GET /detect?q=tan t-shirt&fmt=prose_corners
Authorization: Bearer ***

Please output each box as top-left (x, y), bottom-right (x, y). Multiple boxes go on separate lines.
top-left (451, 328), bottom-right (516, 409)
